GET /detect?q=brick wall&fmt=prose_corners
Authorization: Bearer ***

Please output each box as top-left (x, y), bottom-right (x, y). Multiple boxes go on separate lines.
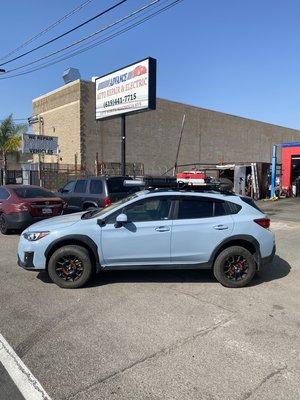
top-left (32, 80), bottom-right (82, 166)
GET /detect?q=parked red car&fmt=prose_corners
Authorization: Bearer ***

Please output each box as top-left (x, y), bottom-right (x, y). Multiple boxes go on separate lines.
top-left (0, 185), bottom-right (64, 234)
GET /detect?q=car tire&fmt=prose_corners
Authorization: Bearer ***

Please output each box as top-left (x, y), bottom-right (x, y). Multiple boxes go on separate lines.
top-left (0, 214), bottom-right (10, 235)
top-left (213, 246), bottom-right (256, 288)
top-left (48, 245), bottom-right (93, 289)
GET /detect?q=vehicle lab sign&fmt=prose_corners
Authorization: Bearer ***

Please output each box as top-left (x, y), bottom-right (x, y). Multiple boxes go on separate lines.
top-left (22, 133), bottom-right (58, 155)
top-left (95, 57), bottom-right (156, 120)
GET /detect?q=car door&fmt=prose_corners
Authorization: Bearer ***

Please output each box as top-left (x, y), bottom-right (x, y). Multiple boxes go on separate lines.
top-left (171, 196), bottom-right (234, 264)
top-left (58, 180), bottom-right (75, 208)
top-left (100, 196), bottom-right (173, 267)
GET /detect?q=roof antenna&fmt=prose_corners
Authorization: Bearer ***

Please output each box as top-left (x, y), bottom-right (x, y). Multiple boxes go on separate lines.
top-left (173, 114), bottom-right (186, 176)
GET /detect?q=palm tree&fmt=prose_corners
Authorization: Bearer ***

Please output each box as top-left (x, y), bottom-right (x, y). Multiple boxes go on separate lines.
top-left (0, 115), bottom-right (27, 184)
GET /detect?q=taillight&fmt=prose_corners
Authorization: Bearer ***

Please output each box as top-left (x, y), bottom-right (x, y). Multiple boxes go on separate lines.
top-left (103, 197), bottom-right (112, 207)
top-left (254, 218), bottom-right (270, 229)
top-left (11, 203), bottom-right (29, 212)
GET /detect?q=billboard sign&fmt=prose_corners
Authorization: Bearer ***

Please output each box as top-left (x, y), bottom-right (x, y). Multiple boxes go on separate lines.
top-left (95, 57), bottom-right (156, 120)
top-left (22, 133), bottom-right (58, 155)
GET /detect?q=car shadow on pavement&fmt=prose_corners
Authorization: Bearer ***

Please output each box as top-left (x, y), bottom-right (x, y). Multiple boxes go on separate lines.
top-left (36, 255), bottom-right (290, 287)
top-left (250, 255), bottom-right (291, 286)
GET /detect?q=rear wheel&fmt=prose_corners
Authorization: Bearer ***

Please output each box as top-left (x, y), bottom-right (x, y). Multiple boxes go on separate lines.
top-left (48, 245), bottom-right (93, 289)
top-left (0, 214), bottom-right (10, 235)
top-left (213, 246), bottom-right (256, 288)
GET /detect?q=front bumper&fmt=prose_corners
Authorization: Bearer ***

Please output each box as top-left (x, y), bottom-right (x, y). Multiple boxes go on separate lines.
top-left (17, 252), bottom-right (36, 270)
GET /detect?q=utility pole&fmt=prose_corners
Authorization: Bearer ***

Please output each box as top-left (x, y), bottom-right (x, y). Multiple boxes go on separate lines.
top-left (121, 115), bottom-right (126, 176)
top-left (173, 114), bottom-right (186, 176)
top-left (28, 114), bottom-right (44, 186)
top-left (270, 145), bottom-right (277, 198)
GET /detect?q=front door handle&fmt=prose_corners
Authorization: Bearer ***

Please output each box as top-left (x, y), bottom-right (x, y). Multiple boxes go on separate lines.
top-left (155, 226), bottom-right (170, 232)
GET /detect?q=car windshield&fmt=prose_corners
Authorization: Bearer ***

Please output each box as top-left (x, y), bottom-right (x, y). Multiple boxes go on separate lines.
top-left (81, 193), bottom-right (138, 219)
top-left (14, 187), bottom-right (56, 198)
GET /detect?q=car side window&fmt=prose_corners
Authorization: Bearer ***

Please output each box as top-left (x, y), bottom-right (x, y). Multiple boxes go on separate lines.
top-left (74, 180), bottom-right (87, 193)
top-left (177, 197), bottom-right (214, 219)
top-left (0, 188), bottom-right (9, 200)
top-left (106, 197), bottom-right (172, 224)
top-left (90, 179), bottom-right (103, 194)
top-left (62, 181), bottom-right (75, 193)
top-left (214, 201), bottom-right (228, 216)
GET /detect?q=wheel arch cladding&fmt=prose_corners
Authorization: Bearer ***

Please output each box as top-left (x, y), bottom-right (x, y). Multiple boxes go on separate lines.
top-left (210, 235), bottom-right (261, 268)
top-left (44, 235), bottom-right (100, 272)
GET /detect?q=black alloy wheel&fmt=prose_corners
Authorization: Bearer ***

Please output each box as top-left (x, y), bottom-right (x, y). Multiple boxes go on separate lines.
top-left (213, 246), bottom-right (256, 288)
top-left (48, 245), bottom-right (93, 289)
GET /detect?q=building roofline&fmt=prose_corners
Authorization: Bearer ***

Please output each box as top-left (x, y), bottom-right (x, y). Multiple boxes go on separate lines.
top-left (32, 82), bottom-right (300, 132)
top-left (32, 79), bottom-right (92, 102)
top-left (158, 97), bottom-right (300, 132)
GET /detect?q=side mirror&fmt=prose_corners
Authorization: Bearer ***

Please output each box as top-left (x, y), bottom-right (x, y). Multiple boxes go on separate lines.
top-left (115, 213), bottom-right (128, 228)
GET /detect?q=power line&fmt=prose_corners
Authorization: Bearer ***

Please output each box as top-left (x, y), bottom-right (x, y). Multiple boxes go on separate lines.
top-left (4, 0), bottom-right (161, 74)
top-left (0, 0), bottom-right (183, 80)
top-left (0, 0), bottom-right (129, 67)
top-left (0, 0), bottom-right (96, 62)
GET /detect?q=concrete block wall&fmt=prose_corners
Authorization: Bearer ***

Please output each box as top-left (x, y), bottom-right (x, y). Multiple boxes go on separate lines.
top-left (32, 80), bottom-right (300, 176)
top-left (32, 80), bottom-right (82, 166)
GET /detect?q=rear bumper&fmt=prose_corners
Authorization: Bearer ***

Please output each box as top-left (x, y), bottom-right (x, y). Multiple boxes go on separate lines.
top-left (6, 212), bottom-right (48, 231)
top-left (261, 245), bottom-right (276, 266)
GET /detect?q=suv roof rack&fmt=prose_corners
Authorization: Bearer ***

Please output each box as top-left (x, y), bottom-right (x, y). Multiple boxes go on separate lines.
top-left (124, 176), bottom-right (235, 195)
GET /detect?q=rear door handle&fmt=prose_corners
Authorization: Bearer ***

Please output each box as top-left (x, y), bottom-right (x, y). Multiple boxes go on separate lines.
top-left (213, 224), bottom-right (228, 230)
top-left (155, 226), bottom-right (170, 232)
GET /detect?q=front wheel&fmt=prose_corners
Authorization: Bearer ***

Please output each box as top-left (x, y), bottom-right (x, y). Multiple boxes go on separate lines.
top-left (213, 246), bottom-right (256, 288)
top-left (48, 245), bottom-right (93, 289)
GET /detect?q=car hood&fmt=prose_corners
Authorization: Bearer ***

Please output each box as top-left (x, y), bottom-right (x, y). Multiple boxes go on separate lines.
top-left (24, 212), bottom-right (84, 232)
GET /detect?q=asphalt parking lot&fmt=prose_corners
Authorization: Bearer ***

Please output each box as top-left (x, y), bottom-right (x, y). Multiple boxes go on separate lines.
top-left (0, 198), bottom-right (299, 400)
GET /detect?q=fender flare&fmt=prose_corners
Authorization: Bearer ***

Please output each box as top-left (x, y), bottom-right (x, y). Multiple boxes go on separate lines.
top-left (208, 234), bottom-right (261, 268)
top-left (44, 234), bottom-right (101, 272)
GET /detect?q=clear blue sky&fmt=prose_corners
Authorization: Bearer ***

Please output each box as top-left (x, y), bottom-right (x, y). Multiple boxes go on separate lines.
top-left (0, 0), bottom-right (300, 129)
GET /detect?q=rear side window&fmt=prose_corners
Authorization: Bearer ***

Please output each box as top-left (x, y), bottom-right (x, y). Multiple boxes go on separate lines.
top-left (90, 179), bottom-right (103, 194)
top-left (224, 201), bottom-right (242, 215)
top-left (240, 196), bottom-right (263, 212)
top-left (214, 201), bottom-right (228, 216)
top-left (177, 198), bottom-right (214, 219)
top-left (74, 180), bottom-right (87, 193)
top-left (0, 187), bottom-right (10, 200)
top-left (14, 187), bottom-right (54, 198)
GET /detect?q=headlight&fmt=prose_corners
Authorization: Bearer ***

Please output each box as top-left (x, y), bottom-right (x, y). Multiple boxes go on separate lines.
top-left (23, 231), bottom-right (50, 241)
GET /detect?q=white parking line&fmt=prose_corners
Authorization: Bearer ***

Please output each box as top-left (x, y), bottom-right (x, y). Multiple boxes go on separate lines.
top-left (0, 333), bottom-right (51, 400)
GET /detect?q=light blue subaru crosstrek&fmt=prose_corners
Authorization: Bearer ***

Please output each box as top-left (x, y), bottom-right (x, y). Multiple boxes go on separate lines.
top-left (18, 189), bottom-right (276, 289)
